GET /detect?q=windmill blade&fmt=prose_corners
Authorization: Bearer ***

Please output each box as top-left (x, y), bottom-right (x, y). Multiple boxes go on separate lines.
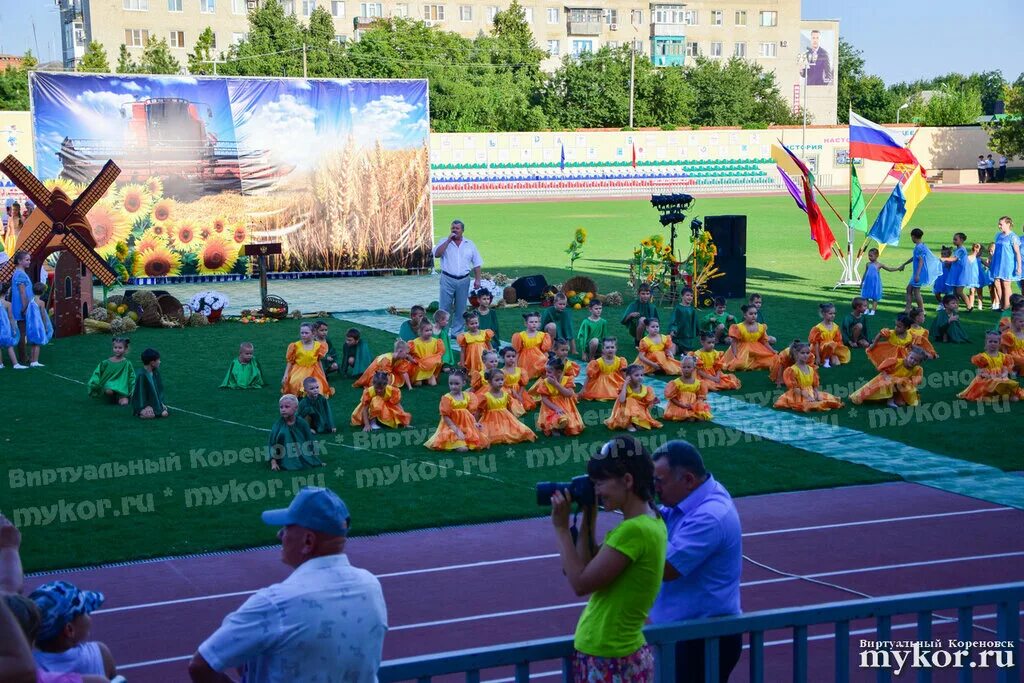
top-left (61, 230), bottom-right (118, 286)
top-left (70, 160), bottom-right (121, 217)
top-left (1, 155), bottom-right (53, 209)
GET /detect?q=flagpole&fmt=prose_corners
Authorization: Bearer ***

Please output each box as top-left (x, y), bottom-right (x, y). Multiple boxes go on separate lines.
top-left (842, 109), bottom-right (858, 286)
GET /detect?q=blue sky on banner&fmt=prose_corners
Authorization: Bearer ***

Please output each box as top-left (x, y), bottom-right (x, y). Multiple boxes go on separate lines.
top-left (30, 74), bottom-right (429, 179)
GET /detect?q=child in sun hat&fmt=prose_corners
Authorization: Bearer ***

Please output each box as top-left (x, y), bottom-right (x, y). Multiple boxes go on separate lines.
top-left (29, 580), bottom-right (117, 679)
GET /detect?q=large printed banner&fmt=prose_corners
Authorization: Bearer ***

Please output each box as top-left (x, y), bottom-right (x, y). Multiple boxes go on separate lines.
top-left (31, 73), bottom-right (432, 277)
top-left (1, 110), bottom-right (34, 204)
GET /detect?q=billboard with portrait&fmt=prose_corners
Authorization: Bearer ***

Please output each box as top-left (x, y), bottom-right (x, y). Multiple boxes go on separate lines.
top-left (800, 29), bottom-right (837, 88)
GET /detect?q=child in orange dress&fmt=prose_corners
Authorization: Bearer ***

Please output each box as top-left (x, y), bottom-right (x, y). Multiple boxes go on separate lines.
top-left (350, 371), bottom-right (412, 431)
top-left (457, 311), bottom-right (495, 374)
top-left (768, 345), bottom-right (796, 388)
top-left (866, 314), bottom-right (915, 369)
top-left (409, 320), bottom-right (447, 386)
top-left (282, 322), bottom-right (334, 396)
top-left (634, 319), bottom-right (681, 375)
top-left (477, 369), bottom-right (537, 445)
top-left (424, 369), bottom-right (489, 451)
top-left (604, 364), bottom-right (663, 432)
top-left (531, 358), bottom-right (585, 436)
top-left (1000, 312), bottom-right (1024, 374)
top-left (722, 304), bottom-right (778, 371)
top-left (500, 346), bottom-right (535, 415)
top-left (353, 339), bottom-right (414, 389)
top-left (907, 307), bottom-right (938, 359)
top-left (581, 337), bottom-right (627, 401)
top-left (692, 332), bottom-right (741, 392)
top-left (663, 356), bottom-right (712, 422)
top-left (774, 341), bottom-right (843, 412)
top-left (552, 337), bottom-right (581, 383)
top-left (513, 312), bottom-right (553, 380)
top-left (808, 303), bottom-right (851, 368)
top-left (958, 331), bottom-right (1024, 402)
top-left (471, 350), bottom-right (500, 397)
top-left (851, 347), bottom-right (927, 407)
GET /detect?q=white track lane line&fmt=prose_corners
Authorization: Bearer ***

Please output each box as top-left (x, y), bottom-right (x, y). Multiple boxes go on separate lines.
top-left (90, 506), bottom-right (1018, 617)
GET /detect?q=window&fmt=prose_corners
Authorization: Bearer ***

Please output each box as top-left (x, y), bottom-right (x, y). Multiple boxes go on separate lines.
top-left (759, 11), bottom-right (777, 27)
top-left (486, 5), bottom-right (497, 21)
top-left (683, 9), bottom-right (697, 25)
top-left (361, 2), bottom-right (382, 15)
top-left (281, 0), bottom-right (294, 12)
top-left (734, 10), bottom-right (746, 26)
top-left (123, 0), bottom-right (148, 10)
top-left (301, 0), bottom-right (316, 16)
top-left (733, 41), bottom-right (746, 57)
top-left (209, 32), bottom-right (217, 48)
top-left (604, 9), bottom-right (617, 24)
top-left (571, 40), bottom-right (593, 55)
top-left (231, 0), bottom-right (245, 13)
top-left (546, 7), bottom-right (558, 23)
top-left (523, 7), bottom-right (532, 22)
top-left (332, 0), bottom-right (344, 16)
top-left (711, 10), bottom-right (722, 26)
top-left (685, 41), bottom-right (698, 57)
top-left (232, 32), bottom-right (247, 44)
top-left (169, 30), bottom-right (185, 47)
top-left (709, 41), bottom-right (722, 57)
top-left (458, 4), bottom-right (471, 19)
top-left (334, 34), bottom-right (347, 44)
top-left (653, 6), bottom-right (683, 24)
top-left (200, 0), bottom-right (215, 13)
top-left (393, 3), bottom-right (408, 16)
top-left (630, 9), bottom-right (642, 24)
top-left (124, 29), bottom-right (149, 46)
top-left (168, 0), bottom-right (182, 10)
top-left (606, 40), bottom-right (618, 49)
top-left (547, 39), bottom-right (560, 55)
top-left (423, 4), bottom-right (444, 20)
top-left (759, 41), bottom-right (776, 57)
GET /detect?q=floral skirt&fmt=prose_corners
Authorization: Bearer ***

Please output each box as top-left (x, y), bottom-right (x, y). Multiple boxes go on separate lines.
top-left (573, 645), bottom-right (655, 683)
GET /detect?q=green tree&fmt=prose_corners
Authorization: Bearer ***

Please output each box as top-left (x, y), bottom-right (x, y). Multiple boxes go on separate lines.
top-left (685, 57), bottom-right (797, 127)
top-left (836, 39), bottom-right (898, 122)
top-left (0, 51), bottom-right (36, 111)
top-left (188, 27), bottom-right (217, 75)
top-left (116, 45), bottom-right (138, 74)
top-left (986, 83), bottom-right (1024, 159)
top-left (301, 6), bottom-right (348, 77)
top-left (904, 84), bottom-right (983, 126)
top-left (218, 0), bottom-right (307, 77)
top-left (137, 37), bottom-right (182, 74)
top-left (542, 47), bottom-right (635, 128)
top-left (78, 41), bottom-right (111, 72)
top-left (835, 39), bottom-right (864, 119)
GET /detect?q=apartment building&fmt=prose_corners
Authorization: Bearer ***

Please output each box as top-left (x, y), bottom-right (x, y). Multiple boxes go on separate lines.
top-left (58, 0), bottom-right (837, 123)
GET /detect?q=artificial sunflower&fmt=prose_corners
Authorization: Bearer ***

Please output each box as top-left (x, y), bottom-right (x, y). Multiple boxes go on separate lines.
top-left (85, 203), bottom-right (131, 257)
top-left (231, 223), bottom-right (248, 245)
top-left (45, 178), bottom-right (82, 200)
top-left (134, 228), bottom-right (168, 255)
top-left (133, 245), bottom-right (182, 278)
top-left (197, 236), bottom-right (238, 275)
top-left (144, 176), bottom-right (164, 198)
top-left (211, 216), bottom-right (228, 234)
top-left (171, 222), bottom-right (203, 253)
top-left (151, 198), bottom-right (177, 227)
top-left (116, 184), bottom-right (153, 218)
top-left (574, 227), bottom-right (587, 243)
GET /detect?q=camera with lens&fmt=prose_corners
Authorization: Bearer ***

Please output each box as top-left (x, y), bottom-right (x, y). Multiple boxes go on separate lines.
top-left (535, 475), bottom-right (595, 507)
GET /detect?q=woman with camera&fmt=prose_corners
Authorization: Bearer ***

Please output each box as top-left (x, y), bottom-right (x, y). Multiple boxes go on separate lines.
top-left (550, 436), bottom-right (667, 682)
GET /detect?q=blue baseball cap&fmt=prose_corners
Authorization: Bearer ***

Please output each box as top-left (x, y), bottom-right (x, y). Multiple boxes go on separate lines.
top-left (29, 580), bottom-right (105, 643)
top-left (261, 486), bottom-right (350, 536)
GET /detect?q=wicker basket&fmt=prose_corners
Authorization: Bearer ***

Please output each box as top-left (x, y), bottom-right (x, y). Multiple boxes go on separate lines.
top-left (562, 275), bottom-right (598, 296)
top-left (502, 286), bottom-right (518, 304)
top-left (157, 294), bottom-right (187, 325)
top-left (138, 306), bottom-right (163, 328)
top-left (262, 294), bottom-right (289, 319)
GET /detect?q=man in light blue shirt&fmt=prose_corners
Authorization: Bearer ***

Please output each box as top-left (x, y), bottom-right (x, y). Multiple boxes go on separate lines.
top-left (650, 441), bottom-right (742, 683)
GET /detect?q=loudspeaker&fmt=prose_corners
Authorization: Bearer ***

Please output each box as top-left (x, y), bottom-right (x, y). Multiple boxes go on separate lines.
top-left (704, 215), bottom-right (747, 300)
top-left (510, 274), bottom-right (549, 303)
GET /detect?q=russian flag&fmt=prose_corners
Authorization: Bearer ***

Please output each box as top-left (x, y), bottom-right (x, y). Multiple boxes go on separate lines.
top-left (849, 111), bottom-right (919, 166)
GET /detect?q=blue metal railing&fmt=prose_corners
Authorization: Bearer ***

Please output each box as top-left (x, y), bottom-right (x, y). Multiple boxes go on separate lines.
top-left (379, 582), bottom-right (1023, 683)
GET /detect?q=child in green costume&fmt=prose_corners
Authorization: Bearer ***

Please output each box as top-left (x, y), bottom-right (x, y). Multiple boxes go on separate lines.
top-left (749, 293), bottom-right (766, 325)
top-left (399, 305), bottom-right (426, 342)
top-left (133, 347), bottom-right (168, 419)
top-left (930, 294), bottom-right (970, 343)
top-left (541, 292), bottom-right (576, 354)
top-left (841, 297), bottom-right (871, 349)
top-left (474, 289), bottom-right (501, 350)
top-left (340, 327), bottom-right (373, 378)
top-left (88, 337), bottom-right (136, 405)
top-left (314, 320), bottom-right (340, 376)
top-left (298, 376), bottom-right (336, 433)
top-left (621, 284), bottom-right (659, 347)
top-left (575, 299), bottom-right (608, 361)
top-left (220, 341), bottom-right (265, 389)
top-left (702, 297), bottom-right (736, 346)
top-left (669, 287), bottom-right (700, 353)
top-left (269, 394), bottom-right (324, 471)
top-left (434, 309), bottom-right (460, 370)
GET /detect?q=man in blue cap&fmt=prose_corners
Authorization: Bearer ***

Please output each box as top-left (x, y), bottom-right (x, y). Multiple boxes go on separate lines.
top-left (189, 487), bottom-right (388, 683)
top-left (649, 440), bottom-right (743, 683)
top-left (29, 580), bottom-right (117, 679)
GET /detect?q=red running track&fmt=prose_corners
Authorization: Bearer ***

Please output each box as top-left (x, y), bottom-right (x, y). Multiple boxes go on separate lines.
top-left (24, 481), bottom-right (1024, 682)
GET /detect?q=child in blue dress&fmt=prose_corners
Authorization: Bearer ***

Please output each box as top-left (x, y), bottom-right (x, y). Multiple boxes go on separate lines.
top-left (900, 228), bottom-right (942, 315)
top-left (963, 242), bottom-right (986, 312)
top-left (942, 232), bottom-right (971, 309)
top-left (25, 282), bottom-right (53, 367)
top-left (978, 242), bottom-right (996, 311)
top-left (0, 281), bottom-right (23, 369)
top-left (860, 248), bottom-right (903, 316)
top-left (10, 250), bottom-right (32, 366)
top-left (933, 246), bottom-right (953, 309)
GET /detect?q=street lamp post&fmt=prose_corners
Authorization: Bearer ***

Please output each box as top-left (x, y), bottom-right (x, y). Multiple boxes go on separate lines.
top-left (800, 51), bottom-right (816, 158)
top-left (897, 102), bottom-right (910, 124)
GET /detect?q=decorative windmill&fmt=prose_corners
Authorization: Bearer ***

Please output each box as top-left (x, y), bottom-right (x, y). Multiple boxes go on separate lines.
top-left (0, 155), bottom-right (121, 337)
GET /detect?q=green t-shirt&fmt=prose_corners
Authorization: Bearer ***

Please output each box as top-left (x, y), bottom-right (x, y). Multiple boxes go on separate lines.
top-left (573, 514), bottom-right (667, 658)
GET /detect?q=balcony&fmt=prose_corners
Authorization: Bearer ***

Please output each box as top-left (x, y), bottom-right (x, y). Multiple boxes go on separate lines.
top-left (650, 22), bottom-right (685, 37)
top-left (568, 20), bottom-right (602, 36)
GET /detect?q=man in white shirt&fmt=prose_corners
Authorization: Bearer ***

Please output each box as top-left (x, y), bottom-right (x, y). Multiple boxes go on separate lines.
top-left (188, 488), bottom-right (387, 683)
top-left (998, 155), bottom-right (1008, 182)
top-left (434, 220), bottom-right (482, 335)
top-left (977, 155), bottom-right (987, 184)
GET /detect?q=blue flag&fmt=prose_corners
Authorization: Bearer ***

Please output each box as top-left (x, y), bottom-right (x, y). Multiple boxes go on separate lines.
top-left (559, 144), bottom-right (565, 172)
top-left (867, 183), bottom-right (907, 246)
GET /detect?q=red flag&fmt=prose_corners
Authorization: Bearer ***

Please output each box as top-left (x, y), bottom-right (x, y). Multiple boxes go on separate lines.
top-left (802, 177), bottom-right (836, 260)
top-left (631, 144), bottom-right (637, 169)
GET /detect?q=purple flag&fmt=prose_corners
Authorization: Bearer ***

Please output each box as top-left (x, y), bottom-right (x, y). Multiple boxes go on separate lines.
top-left (778, 166), bottom-right (807, 212)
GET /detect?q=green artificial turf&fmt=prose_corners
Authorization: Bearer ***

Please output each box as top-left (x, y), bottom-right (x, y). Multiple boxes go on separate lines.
top-left (7, 191), bottom-right (1024, 572)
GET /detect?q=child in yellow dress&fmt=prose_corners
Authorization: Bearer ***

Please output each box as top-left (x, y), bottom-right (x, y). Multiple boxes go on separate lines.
top-left (424, 369), bottom-right (489, 451)
top-left (851, 347), bottom-right (927, 407)
top-left (351, 371), bottom-right (413, 431)
top-left (692, 332), bottom-right (741, 392)
top-left (477, 369), bottom-right (537, 444)
top-left (774, 341), bottom-right (843, 412)
top-left (552, 337), bottom-right (581, 382)
top-left (907, 307), bottom-right (938, 359)
top-left (1000, 312), bottom-right (1024, 374)
top-left (663, 356), bottom-right (712, 422)
top-left (457, 311), bottom-right (496, 374)
top-left (634, 319), bottom-right (681, 375)
top-left (471, 350), bottom-right (500, 396)
top-left (409, 320), bottom-right (447, 386)
top-left (604, 364), bottom-right (663, 432)
top-left (957, 331), bottom-right (1024, 402)
top-left (282, 322), bottom-right (333, 397)
top-left (531, 359), bottom-right (585, 436)
top-left (500, 346), bottom-right (534, 415)
top-left (354, 339), bottom-right (414, 389)
top-left (808, 303), bottom-right (851, 368)
top-left (581, 338), bottom-right (627, 401)
top-left (722, 304), bottom-right (778, 371)
top-left (512, 312), bottom-right (552, 380)
top-left (866, 314), bottom-right (915, 369)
